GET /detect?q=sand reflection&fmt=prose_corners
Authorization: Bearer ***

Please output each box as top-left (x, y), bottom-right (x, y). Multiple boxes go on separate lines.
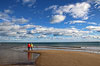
top-left (28, 52), bottom-right (33, 61)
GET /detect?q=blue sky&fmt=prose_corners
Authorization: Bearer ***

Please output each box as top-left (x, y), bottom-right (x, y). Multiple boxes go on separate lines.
top-left (0, 0), bottom-right (100, 42)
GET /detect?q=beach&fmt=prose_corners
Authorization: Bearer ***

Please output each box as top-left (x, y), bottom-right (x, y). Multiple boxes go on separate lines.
top-left (0, 42), bottom-right (100, 66)
top-left (27, 50), bottom-right (100, 66)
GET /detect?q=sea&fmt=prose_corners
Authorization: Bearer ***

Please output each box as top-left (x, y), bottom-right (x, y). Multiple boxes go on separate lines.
top-left (0, 42), bottom-right (100, 66)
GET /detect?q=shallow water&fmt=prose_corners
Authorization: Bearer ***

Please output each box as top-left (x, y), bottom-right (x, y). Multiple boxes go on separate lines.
top-left (0, 44), bottom-right (38, 66)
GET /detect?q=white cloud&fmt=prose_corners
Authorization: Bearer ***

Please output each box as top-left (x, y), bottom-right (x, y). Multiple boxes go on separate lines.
top-left (0, 12), bottom-right (9, 22)
top-left (64, 22), bottom-right (68, 24)
top-left (0, 22), bottom-right (35, 38)
top-left (22, 0), bottom-right (36, 7)
top-left (0, 10), bottom-right (35, 39)
top-left (0, 22), bottom-right (13, 26)
top-left (0, 21), bottom-right (99, 40)
top-left (45, 5), bottom-right (58, 11)
top-left (94, 0), bottom-right (100, 8)
top-left (32, 26), bottom-right (91, 37)
top-left (6, 31), bottom-right (17, 37)
top-left (0, 8), bottom-right (99, 41)
top-left (4, 9), bottom-right (12, 14)
top-left (51, 15), bottom-right (66, 24)
top-left (0, 10), bottom-right (35, 38)
top-left (63, 2), bottom-right (90, 19)
top-left (65, 21), bottom-right (97, 25)
top-left (0, 10), bottom-right (29, 24)
top-left (46, 2), bottom-right (91, 21)
top-left (70, 20), bottom-right (86, 24)
top-left (12, 17), bottom-right (29, 24)
top-left (37, 35), bottom-right (47, 38)
top-left (82, 35), bottom-right (100, 39)
top-left (22, 24), bottom-right (35, 29)
top-left (89, 35), bottom-right (100, 39)
top-left (87, 22), bottom-right (97, 25)
top-left (87, 0), bottom-right (100, 9)
top-left (0, 24), bottom-right (20, 31)
top-left (86, 26), bottom-right (100, 32)
top-left (0, 10), bottom-right (30, 25)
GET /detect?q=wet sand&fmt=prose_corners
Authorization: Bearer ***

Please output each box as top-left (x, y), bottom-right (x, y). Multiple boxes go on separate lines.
top-left (26, 50), bottom-right (100, 66)
top-left (0, 45), bottom-right (36, 66)
top-left (0, 49), bottom-right (36, 66)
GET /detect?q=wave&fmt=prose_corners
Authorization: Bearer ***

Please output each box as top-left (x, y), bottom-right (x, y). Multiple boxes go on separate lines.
top-left (11, 45), bottom-right (100, 54)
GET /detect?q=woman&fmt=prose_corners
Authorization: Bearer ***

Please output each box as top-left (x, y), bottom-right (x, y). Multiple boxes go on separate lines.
top-left (31, 43), bottom-right (33, 50)
top-left (28, 43), bottom-right (31, 50)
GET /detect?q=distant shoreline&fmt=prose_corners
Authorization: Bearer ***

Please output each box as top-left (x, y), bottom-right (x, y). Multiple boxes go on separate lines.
top-left (0, 41), bottom-right (100, 43)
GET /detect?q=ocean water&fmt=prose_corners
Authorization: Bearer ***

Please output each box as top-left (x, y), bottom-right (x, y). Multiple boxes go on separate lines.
top-left (1, 42), bottom-right (100, 47)
top-left (0, 42), bottom-right (100, 65)
top-left (0, 42), bottom-right (100, 52)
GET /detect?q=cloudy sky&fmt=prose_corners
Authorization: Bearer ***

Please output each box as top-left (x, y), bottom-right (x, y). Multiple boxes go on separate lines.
top-left (0, 0), bottom-right (100, 42)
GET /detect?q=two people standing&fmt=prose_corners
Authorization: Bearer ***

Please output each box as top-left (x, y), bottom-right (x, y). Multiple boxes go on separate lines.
top-left (28, 43), bottom-right (34, 50)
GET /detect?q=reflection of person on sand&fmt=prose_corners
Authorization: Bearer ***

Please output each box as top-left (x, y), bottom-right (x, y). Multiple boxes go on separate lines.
top-left (28, 43), bottom-right (31, 50)
top-left (31, 43), bottom-right (34, 50)
top-left (28, 52), bottom-right (32, 61)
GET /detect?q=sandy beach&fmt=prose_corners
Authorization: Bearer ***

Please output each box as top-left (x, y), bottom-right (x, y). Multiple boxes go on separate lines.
top-left (26, 50), bottom-right (100, 66)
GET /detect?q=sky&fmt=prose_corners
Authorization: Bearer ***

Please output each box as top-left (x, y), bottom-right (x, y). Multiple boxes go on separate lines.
top-left (0, 0), bottom-right (100, 42)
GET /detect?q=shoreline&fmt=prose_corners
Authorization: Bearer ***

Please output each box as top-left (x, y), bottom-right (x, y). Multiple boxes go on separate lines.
top-left (1, 44), bottom-right (100, 66)
top-left (26, 50), bottom-right (100, 66)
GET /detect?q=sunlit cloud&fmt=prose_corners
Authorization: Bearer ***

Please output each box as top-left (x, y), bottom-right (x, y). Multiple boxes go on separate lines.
top-left (86, 26), bottom-right (100, 32)
top-left (17, 0), bottom-right (36, 7)
top-left (69, 20), bottom-right (86, 24)
top-left (4, 9), bottom-right (13, 14)
top-left (87, 22), bottom-right (97, 25)
top-left (12, 17), bottom-right (29, 24)
top-left (50, 15), bottom-right (66, 24)
top-left (46, 2), bottom-right (91, 23)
